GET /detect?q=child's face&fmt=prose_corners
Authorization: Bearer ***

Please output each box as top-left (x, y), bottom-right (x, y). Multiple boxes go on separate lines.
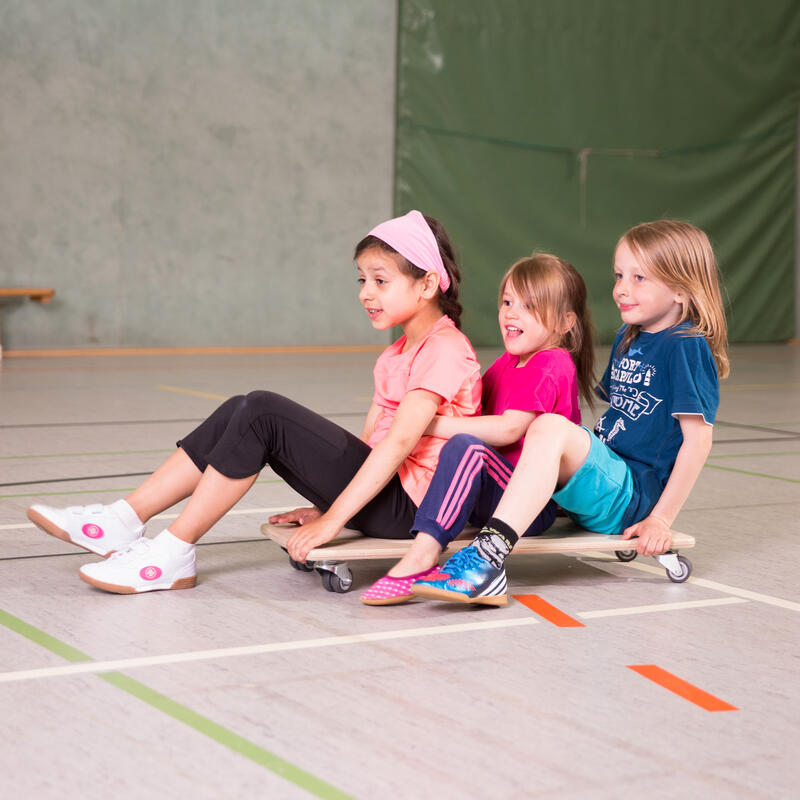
top-left (613, 241), bottom-right (684, 333)
top-left (499, 283), bottom-right (558, 366)
top-left (356, 247), bottom-right (424, 331)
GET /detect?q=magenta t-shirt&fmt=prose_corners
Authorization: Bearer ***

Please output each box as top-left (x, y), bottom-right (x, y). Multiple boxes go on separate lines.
top-left (482, 348), bottom-right (581, 466)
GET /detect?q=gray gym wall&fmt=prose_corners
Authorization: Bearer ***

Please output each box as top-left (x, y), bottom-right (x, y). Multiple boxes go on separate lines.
top-left (0, 1), bottom-right (397, 350)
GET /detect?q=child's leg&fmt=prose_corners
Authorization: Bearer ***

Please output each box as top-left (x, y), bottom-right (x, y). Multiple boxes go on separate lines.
top-left (391, 434), bottom-right (515, 576)
top-left (127, 392), bottom-right (256, 522)
top-left (125, 448), bottom-right (204, 523)
top-left (163, 466), bottom-right (258, 543)
top-left (80, 391), bottom-right (417, 594)
top-left (362, 434), bottom-right (519, 605)
top-left (27, 395), bottom-right (247, 555)
top-left (413, 415), bottom-right (590, 605)
top-left (491, 414), bottom-right (591, 532)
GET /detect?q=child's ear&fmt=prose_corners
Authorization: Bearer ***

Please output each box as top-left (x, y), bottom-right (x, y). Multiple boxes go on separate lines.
top-left (421, 271), bottom-right (441, 298)
top-left (560, 311), bottom-right (577, 334)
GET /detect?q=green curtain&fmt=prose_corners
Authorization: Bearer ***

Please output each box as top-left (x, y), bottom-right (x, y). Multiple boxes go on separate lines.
top-left (395, 0), bottom-right (800, 344)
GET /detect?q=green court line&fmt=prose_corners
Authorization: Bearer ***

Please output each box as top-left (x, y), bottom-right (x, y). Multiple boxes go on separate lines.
top-left (705, 464), bottom-right (800, 483)
top-left (101, 673), bottom-right (353, 799)
top-left (0, 478), bottom-right (283, 500)
top-left (0, 607), bottom-right (353, 800)
top-left (0, 449), bottom-right (173, 461)
top-left (0, 608), bottom-right (92, 663)
top-left (708, 452), bottom-right (800, 460)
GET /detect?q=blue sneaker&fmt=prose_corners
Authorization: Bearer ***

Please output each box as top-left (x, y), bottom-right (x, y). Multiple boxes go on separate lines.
top-left (411, 545), bottom-right (507, 606)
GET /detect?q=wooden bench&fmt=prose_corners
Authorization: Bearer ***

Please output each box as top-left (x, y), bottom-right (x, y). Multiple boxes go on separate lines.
top-left (0, 288), bottom-right (55, 359)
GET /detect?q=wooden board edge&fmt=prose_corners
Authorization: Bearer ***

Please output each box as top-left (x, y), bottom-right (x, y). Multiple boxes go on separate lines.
top-left (261, 523), bottom-right (695, 561)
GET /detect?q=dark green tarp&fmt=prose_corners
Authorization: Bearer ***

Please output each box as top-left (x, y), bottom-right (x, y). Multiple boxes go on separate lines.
top-left (395, 0), bottom-right (800, 344)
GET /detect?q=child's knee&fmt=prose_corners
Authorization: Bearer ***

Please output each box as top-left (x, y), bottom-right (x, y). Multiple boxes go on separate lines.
top-left (443, 432), bottom-right (483, 453)
top-left (529, 412), bottom-right (570, 436)
top-left (242, 390), bottom-right (289, 417)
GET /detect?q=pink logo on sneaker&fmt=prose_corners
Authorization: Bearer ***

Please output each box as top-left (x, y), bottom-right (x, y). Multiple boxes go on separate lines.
top-left (82, 523), bottom-right (104, 539)
top-left (140, 566), bottom-right (162, 581)
top-left (446, 579), bottom-right (475, 592)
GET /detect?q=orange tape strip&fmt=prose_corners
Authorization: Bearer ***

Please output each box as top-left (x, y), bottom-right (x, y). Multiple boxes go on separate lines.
top-left (628, 665), bottom-right (737, 711)
top-left (512, 594), bottom-right (585, 627)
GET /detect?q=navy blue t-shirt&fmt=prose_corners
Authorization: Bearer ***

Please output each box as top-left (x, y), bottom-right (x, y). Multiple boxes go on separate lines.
top-left (595, 322), bottom-right (719, 529)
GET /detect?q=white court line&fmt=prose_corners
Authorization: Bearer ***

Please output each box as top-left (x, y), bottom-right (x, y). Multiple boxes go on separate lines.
top-left (0, 596), bottom-right (746, 684)
top-left (0, 618), bottom-right (540, 683)
top-left (0, 506), bottom-right (290, 532)
top-left (578, 596), bottom-right (747, 618)
top-left (585, 552), bottom-right (800, 612)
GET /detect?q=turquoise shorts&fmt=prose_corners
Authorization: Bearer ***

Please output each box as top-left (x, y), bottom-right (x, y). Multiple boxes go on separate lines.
top-left (551, 428), bottom-right (634, 535)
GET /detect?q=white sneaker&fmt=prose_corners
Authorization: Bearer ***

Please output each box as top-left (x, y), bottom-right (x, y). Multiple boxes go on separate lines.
top-left (27, 500), bottom-right (145, 557)
top-left (79, 531), bottom-right (197, 594)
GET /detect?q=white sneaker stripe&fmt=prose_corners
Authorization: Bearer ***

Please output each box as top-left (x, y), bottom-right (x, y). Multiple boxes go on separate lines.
top-left (478, 571), bottom-right (507, 597)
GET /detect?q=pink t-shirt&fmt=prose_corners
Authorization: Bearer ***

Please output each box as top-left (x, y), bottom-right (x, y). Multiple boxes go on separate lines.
top-left (368, 315), bottom-right (482, 505)
top-left (482, 348), bottom-right (581, 466)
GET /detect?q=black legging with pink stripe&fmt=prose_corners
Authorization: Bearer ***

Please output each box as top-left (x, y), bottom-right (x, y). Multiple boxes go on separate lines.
top-left (412, 433), bottom-right (557, 548)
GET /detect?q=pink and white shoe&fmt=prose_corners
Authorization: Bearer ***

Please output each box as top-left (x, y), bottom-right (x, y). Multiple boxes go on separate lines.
top-left (360, 565), bottom-right (441, 606)
top-left (79, 530), bottom-right (197, 594)
top-left (27, 500), bottom-right (145, 557)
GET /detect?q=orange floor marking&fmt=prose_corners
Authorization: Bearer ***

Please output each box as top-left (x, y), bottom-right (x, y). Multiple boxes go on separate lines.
top-left (512, 595), bottom-right (585, 627)
top-left (628, 665), bottom-right (738, 711)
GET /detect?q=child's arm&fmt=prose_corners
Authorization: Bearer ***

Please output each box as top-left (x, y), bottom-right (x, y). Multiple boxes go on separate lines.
top-left (621, 414), bottom-right (713, 555)
top-left (425, 409), bottom-right (537, 448)
top-left (286, 389), bottom-right (441, 561)
top-left (359, 401), bottom-right (383, 443)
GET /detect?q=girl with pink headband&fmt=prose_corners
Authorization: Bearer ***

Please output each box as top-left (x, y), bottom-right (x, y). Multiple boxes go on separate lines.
top-left (28, 211), bottom-right (482, 594)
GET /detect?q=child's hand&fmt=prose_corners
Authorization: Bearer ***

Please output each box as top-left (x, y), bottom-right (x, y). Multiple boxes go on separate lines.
top-left (269, 506), bottom-right (321, 526)
top-left (621, 515), bottom-right (672, 556)
top-left (286, 515), bottom-right (341, 562)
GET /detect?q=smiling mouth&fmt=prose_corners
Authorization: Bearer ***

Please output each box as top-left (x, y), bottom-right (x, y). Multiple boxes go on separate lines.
top-left (618, 304), bottom-right (636, 311)
top-left (366, 308), bottom-right (382, 319)
top-left (504, 326), bottom-right (523, 337)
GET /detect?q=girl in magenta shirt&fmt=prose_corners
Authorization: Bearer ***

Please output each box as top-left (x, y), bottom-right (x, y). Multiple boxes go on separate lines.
top-left (361, 253), bottom-right (595, 605)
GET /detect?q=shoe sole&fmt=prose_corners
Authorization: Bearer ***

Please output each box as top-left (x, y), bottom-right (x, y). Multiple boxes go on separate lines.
top-left (360, 594), bottom-right (414, 606)
top-left (27, 508), bottom-right (115, 558)
top-left (411, 584), bottom-right (507, 607)
top-left (78, 572), bottom-right (197, 594)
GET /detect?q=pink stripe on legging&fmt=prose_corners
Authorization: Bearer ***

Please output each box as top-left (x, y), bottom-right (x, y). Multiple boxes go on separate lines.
top-left (436, 444), bottom-right (513, 531)
top-left (437, 444), bottom-right (497, 526)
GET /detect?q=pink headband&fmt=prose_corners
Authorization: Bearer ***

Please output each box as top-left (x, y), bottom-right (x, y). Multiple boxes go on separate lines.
top-left (367, 210), bottom-right (450, 292)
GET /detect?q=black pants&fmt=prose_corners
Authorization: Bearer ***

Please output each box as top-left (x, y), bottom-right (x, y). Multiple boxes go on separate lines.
top-left (177, 391), bottom-right (417, 539)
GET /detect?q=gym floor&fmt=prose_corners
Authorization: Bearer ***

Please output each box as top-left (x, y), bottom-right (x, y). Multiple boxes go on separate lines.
top-left (1, 344), bottom-right (798, 799)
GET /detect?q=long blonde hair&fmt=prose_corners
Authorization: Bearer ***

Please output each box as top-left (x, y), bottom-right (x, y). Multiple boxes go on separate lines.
top-left (500, 253), bottom-right (596, 407)
top-left (618, 220), bottom-right (729, 379)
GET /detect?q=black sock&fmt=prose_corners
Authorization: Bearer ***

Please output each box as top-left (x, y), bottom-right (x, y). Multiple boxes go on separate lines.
top-left (473, 517), bottom-right (519, 569)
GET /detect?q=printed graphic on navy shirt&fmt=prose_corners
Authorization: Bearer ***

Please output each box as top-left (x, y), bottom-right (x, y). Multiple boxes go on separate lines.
top-left (594, 322), bottom-right (719, 528)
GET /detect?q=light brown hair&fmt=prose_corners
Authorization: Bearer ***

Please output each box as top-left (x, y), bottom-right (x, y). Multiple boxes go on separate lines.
top-left (618, 220), bottom-right (729, 378)
top-left (500, 253), bottom-right (596, 407)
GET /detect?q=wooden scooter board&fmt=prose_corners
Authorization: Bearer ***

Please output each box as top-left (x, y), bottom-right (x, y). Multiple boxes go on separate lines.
top-left (260, 519), bottom-right (695, 562)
